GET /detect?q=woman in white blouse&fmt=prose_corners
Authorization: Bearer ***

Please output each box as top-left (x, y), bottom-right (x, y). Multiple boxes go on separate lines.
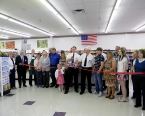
top-left (8, 52), bottom-right (17, 89)
top-left (34, 53), bottom-right (42, 87)
top-left (117, 48), bottom-right (127, 102)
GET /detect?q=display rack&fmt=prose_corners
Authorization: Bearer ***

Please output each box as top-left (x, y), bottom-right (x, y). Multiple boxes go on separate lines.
top-left (0, 57), bottom-right (10, 96)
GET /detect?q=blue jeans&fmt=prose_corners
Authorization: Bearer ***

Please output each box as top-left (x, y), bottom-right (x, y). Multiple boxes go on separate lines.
top-left (35, 70), bottom-right (42, 86)
top-left (94, 72), bottom-right (103, 93)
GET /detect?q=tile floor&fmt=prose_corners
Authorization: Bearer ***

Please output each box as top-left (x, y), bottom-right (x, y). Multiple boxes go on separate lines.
top-left (0, 80), bottom-right (144, 116)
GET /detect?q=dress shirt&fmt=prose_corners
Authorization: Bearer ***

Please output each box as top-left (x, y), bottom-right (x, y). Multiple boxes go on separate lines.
top-left (66, 53), bottom-right (80, 66)
top-left (8, 57), bottom-right (15, 70)
top-left (79, 53), bottom-right (95, 67)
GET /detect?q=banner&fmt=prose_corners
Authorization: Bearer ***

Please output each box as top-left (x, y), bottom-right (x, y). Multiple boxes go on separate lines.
top-left (37, 40), bottom-right (48, 48)
top-left (6, 41), bottom-right (15, 49)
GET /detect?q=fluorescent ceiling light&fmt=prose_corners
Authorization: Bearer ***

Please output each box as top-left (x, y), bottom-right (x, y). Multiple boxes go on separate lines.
top-left (0, 35), bottom-right (9, 39)
top-left (105, 0), bottom-right (122, 33)
top-left (40, 0), bottom-right (58, 15)
top-left (8, 18), bottom-right (33, 29)
top-left (0, 14), bottom-right (9, 19)
top-left (135, 24), bottom-right (145, 32)
top-left (0, 13), bottom-right (54, 36)
top-left (0, 28), bottom-right (31, 38)
top-left (40, 0), bottom-right (79, 35)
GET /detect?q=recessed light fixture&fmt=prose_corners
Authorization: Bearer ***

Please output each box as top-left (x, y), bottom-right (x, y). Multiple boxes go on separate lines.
top-left (105, 0), bottom-right (122, 33)
top-left (0, 28), bottom-right (31, 38)
top-left (135, 24), bottom-right (145, 32)
top-left (40, 0), bottom-right (79, 35)
top-left (0, 35), bottom-right (9, 39)
top-left (0, 13), bottom-right (54, 36)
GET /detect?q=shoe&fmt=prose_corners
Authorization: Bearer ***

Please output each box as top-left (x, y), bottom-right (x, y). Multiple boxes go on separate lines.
top-left (14, 87), bottom-right (17, 89)
top-left (30, 85), bottom-right (32, 87)
top-left (94, 91), bottom-right (99, 94)
top-left (117, 92), bottom-right (122, 95)
top-left (131, 96), bottom-right (136, 99)
top-left (109, 95), bottom-right (115, 99)
top-left (50, 84), bottom-right (55, 87)
top-left (80, 91), bottom-right (84, 95)
top-left (19, 86), bottom-right (21, 88)
top-left (118, 97), bottom-right (127, 102)
top-left (134, 104), bottom-right (141, 108)
top-left (46, 86), bottom-right (49, 88)
top-left (88, 90), bottom-right (92, 94)
top-left (106, 95), bottom-right (111, 98)
top-left (98, 92), bottom-right (103, 97)
top-left (23, 85), bottom-right (27, 87)
top-left (142, 107), bottom-right (145, 110)
top-left (55, 85), bottom-right (59, 88)
top-left (64, 91), bottom-right (68, 94)
top-left (43, 86), bottom-right (46, 88)
top-left (75, 90), bottom-right (79, 93)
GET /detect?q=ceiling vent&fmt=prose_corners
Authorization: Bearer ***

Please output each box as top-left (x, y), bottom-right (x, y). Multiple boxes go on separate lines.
top-left (73, 9), bottom-right (85, 14)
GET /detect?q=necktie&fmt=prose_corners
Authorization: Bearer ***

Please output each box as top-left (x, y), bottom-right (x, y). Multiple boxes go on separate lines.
top-left (84, 55), bottom-right (88, 66)
top-left (11, 58), bottom-right (14, 68)
top-left (21, 56), bottom-right (24, 63)
top-left (72, 53), bottom-right (74, 63)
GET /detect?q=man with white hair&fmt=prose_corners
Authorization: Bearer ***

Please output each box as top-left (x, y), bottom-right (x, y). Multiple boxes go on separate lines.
top-left (15, 50), bottom-right (28, 88)
top-left (79, 47), bottom-right (95, 95)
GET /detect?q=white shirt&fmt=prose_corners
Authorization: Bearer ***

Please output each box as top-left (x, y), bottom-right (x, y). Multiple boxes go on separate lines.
top-left (8, 57), bottom-right (15, 70)
top-left (102, 53), bottom-right (107, 61)
top-left (55, 69), bottom-right (64, 79)
top-left (66, 53), bottom-right (80, 65)
top-left (117, 57), bottom-right (127, 72)
top-left (34, 58), bottom-right (41, 69)
top-left (28, 54), bottom-right (36, 64)
top-left (79, 53), bottom-right (95, 67)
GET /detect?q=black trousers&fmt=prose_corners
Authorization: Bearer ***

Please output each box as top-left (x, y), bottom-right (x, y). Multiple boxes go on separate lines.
top-left (81, 67), bottom-right (92, 92)
top-left (131, 75), bottom-right (135, 97)
top-left (50, 66), bottom-right (57, 85)
top-left (65, 67), bottom-right (79, 91)
top-left (18, 69), bottom-right (26, 86)
top-left (134, 76), bottom-right (145, 107)
top-left (42, 71), bottom-right (50, 87)
top-left (10, 68), bottom-right (15, 88)
top-left (29, 74), bottom-right (36, 85)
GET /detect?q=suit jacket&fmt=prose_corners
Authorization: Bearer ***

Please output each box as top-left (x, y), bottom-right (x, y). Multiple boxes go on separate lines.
top-left (15, 55), bottom-right (28, 72)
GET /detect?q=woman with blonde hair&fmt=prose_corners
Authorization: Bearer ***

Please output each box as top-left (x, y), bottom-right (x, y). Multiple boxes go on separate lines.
top-left (41, 51), bottom-right (50, 88)
top-left (117, 47), bottom-right (128, 102)
top-left (104, 51), bottom-right (116, 99)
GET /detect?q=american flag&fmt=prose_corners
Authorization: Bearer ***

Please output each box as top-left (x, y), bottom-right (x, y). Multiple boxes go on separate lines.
top-left (81, 35), bottom-right (97, 45)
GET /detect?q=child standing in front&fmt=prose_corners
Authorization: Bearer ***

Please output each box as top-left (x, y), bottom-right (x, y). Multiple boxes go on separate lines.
top-left (55, 64), bottom-right (65, 92)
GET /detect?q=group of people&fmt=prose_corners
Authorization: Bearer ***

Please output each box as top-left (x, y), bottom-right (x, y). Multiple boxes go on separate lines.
top-left (8, 46), bottom-right (145, 111)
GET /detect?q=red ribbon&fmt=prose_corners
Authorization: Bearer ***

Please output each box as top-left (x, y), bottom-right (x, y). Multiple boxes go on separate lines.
top-left (21, 64), bottom-right (145, 75)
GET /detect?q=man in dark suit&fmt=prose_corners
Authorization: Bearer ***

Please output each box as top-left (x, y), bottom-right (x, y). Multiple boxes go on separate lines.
top-left (15, 50), bottom-right (28, 88)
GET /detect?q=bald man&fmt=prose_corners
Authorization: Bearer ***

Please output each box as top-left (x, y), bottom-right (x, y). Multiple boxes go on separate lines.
top-left (15, 50), bottom-right (28, 88)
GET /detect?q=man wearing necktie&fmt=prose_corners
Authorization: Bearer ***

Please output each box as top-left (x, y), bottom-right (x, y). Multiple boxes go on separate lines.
top-left (15, 50), bottom-right (28, 88)
top-left (79, 47), bottom-right (95, 95)
top-left (64, 46), bottom-right (80, 94)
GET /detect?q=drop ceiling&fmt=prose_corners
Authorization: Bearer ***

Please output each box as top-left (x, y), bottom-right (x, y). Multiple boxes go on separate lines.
top-left (0, 0), bottom-right (145, 39)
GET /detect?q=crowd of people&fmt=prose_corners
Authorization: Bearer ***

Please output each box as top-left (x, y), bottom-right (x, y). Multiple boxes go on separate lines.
top-left (7, 46), bottom-right (145, 110)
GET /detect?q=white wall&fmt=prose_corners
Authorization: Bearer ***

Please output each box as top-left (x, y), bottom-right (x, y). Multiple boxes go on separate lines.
top-left (0, 33), bottom-right (145, 50)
